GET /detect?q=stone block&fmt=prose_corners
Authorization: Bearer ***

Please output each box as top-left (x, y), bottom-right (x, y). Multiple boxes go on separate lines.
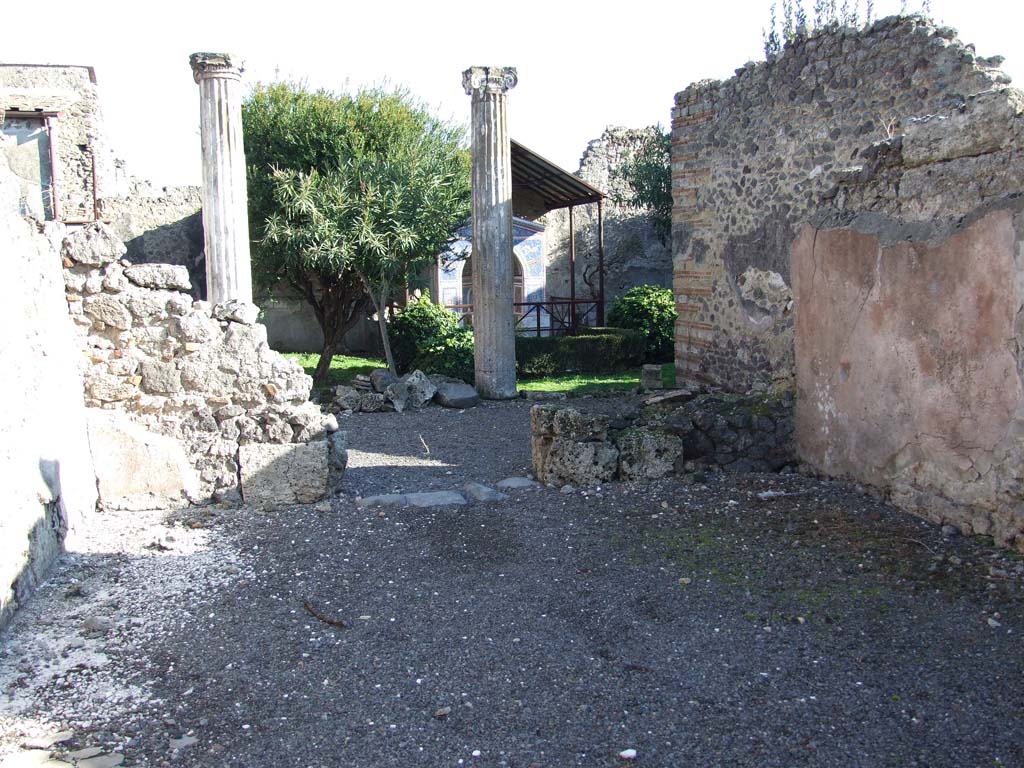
top-left (463, 481), bottom-right (508, 502)
top-left (616, 428), bottom-right (684, 480)
top-left (364, 393), bottom-right (387, 411)
top-left (174, 312), bottom-right (217, 343)
top-left (333, 385), bottom-right (362, 412)
top-left (641, 364), bottom-right (663, 391)
top-left (530, 404), bottom-right (560, 436)
top-left (403, 370), bottom-right (437, 408)
top-left (406, 490), bottom-right (467, 507)
top-left (239, 441), bottom-right (328, 507)
top-left (84, 372), bottom-right (137, 402)
top-left (140, 360), bottom-right (182, 395)
top-left (124, 264), bottom-right (192, 291)
top-left (434, 382), bottom-right (480, 409)
top-left (213, 299), bottom-right (260, 325)
top-left (86, 410), bottom-right (199, 510)
top-left (328, 431), bottom-right (347, 493)
top-left (83, 295), bottom-right (131, 330)
top-left (553, 408), bottom-right (609, 442)
top-left (62, 222), bottom-right (126, 266)
top-left (540, 436), bottom-right (619, 486)
top-left (496, 476), bottom-right (542, 490)
top-left (370, 368), bottom-right (398, 393)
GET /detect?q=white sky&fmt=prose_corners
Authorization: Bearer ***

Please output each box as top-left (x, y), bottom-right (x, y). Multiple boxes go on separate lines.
top-left (3, 0), bottom-right (1021, 186)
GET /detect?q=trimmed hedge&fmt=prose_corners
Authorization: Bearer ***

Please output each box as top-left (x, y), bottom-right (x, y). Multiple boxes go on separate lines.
top-left (390, 297), bottom-right (644, 382)
top-left (515, 327), bottom-right (644, 377)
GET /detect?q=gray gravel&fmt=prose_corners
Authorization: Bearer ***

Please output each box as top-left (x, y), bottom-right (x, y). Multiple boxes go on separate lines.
top-left (2, 398), bottom-right (1023, 768)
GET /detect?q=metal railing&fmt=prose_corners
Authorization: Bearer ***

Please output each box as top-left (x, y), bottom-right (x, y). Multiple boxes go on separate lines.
top-left (445, 298), bottom-right (599, 337)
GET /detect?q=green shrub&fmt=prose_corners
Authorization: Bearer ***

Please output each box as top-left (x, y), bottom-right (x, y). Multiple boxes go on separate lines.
top-left (515, 328), bottom-right (644, 377)
top-left (410, 326), bottom-right (475, 383)
top-left (606, 285), bottom-right (677, 363)
top-left (389, 293), bottom-right (460, 374)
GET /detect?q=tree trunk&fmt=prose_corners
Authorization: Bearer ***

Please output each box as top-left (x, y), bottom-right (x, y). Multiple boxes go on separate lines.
top-left (376, 290), bottom-right (397, 375)
top-left (356, 269), bottom-right (397, 376)
top-left (304, 273), bottom-right (371, 386)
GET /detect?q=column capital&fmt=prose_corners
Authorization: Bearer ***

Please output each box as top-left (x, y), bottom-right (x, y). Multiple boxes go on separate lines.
top-left (190, 52), bottom-right (243, 84)
top-left (462, 66), bottom-right (517, 97)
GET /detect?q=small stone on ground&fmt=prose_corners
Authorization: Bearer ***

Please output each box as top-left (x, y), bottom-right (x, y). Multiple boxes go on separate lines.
top-left (462, 482), bottom-right (508, 502)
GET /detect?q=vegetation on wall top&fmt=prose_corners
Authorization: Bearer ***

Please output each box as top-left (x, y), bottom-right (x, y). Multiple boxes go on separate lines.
top-left (763, 0), bottom-right (934, 57)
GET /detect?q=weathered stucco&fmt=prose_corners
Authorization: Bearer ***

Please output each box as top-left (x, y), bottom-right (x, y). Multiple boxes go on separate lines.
top-left (0, 156), bottom-right (97, 631)
top-left (793, 208), bottom-right (1024, 548)
top-left (670, 16), bottom-right (1024, 548)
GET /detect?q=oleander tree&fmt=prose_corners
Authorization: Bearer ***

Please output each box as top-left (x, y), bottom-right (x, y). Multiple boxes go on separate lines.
top-left (243, 82), bottom-right (470, 381)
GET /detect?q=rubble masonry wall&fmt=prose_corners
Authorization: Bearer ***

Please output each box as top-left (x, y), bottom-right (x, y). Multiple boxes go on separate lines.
top-left (671, 15), bottom-right (1010, 391)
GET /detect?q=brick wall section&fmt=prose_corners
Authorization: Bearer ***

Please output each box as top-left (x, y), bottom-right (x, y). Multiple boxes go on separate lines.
top-left (670, 15), bottom-right (1010, 392)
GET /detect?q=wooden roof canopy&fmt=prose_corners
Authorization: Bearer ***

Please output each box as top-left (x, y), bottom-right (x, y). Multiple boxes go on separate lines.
top-left (510, 139), bottom-right (605, 220)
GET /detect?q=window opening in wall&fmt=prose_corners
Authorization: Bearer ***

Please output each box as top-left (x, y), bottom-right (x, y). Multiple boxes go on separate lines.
top-left (1, 111), bottom-right (56, 220)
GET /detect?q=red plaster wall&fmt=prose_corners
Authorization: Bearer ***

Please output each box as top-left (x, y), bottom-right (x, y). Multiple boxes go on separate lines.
top-left (793, 210), bottom-right (1024, 545)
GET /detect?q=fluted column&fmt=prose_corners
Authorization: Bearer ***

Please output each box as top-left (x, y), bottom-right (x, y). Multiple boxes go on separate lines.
top-left (189, 52), bottom-right (253, 306)
top-left (462, 66), bottom-right (518, 399)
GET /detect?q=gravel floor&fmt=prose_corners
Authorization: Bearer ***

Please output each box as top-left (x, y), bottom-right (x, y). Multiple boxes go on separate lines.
top-left (2, 398), bottom-right (1023, 768)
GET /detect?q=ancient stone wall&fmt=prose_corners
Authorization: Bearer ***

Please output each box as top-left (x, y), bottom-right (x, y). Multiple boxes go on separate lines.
top-left (0, 64), bottom-right (116, 222)
top-left (61, 222), bottom-right (333, 505)
top-left (0, 157), bottom-right (97, 631)
top-left (545, 127), bottom-right (670, 311)
top-left (671, 15), bottom-right (1011, 392)
top-left (3, 64), bottom-right (207, 294)
top-left (793, 87), bottom-right (1024, 550)
top-left (100, 179), bottom-right (205, 296)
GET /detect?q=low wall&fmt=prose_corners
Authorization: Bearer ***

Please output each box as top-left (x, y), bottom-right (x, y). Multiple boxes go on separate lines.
top-left (531, 393), bottom-right (794, 487)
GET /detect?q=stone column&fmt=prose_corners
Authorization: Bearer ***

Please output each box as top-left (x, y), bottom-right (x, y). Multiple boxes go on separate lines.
top-left (189, 52), bottom-right (253, 306)
top-left (462, 66), bottom-right (518, 399)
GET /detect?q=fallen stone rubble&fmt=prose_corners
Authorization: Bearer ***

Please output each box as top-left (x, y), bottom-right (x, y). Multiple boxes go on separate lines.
top-left (331, 370), bottom-right (480, 414)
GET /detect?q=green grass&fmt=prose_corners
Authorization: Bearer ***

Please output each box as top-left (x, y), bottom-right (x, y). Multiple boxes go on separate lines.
top-left (518, 371), bottom-right (641, 394)
top-left (284, 352), bottom-right (385, 391)
top-left (284, 352), bottom-right (677, 397)
top-left (518, 363), bottom-right (676, 395)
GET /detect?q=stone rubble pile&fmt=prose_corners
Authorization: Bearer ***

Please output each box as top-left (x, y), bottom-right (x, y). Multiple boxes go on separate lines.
top-left (331, 370), bottom-right (480, 414)
top-left (532, 392), bottom-right (795, 487)
top-left (61, 222), bottom-right (340, 506)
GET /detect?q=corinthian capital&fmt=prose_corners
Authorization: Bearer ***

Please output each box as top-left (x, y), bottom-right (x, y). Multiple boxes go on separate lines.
top-left (190, 52), bottom-right (243, 83)
top-left (462, 66), bottom-right (518, 96)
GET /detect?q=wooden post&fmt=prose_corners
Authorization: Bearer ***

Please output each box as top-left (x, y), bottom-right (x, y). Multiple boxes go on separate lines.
top-left (597, 198), bottom-right (606, 326)
top-left (569, 204), bottom-right (576, 334)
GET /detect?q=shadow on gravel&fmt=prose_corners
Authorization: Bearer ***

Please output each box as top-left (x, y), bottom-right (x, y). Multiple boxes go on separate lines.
top-left (4, 450), bottom-right (1024, 768)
